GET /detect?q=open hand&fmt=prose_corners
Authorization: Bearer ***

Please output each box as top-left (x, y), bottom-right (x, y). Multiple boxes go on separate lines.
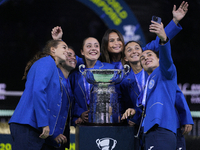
top-left (172, 1), bottom-right (189, 25)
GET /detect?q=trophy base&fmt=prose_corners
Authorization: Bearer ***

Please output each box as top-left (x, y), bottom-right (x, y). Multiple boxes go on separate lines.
top-left (75, 124), bottom-right (135, 150)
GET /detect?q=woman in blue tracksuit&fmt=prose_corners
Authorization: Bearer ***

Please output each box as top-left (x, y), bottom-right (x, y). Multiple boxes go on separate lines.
top-left (9, 40), bottom-right (75, 150)
top-left (122, 21), bottom-right (192, 149)
top-left (68, 37), bottom-right (115, 125)
top-left (175, 86), bottom-right (193, 150)
top-left (139, 38), bottom-right (178, 150)
top-left (121, 21), bottom-right (193, 149)
top-left (56, 47), bottom-right (77, 150)
top-left (121, 39), bottom-right (193, 150)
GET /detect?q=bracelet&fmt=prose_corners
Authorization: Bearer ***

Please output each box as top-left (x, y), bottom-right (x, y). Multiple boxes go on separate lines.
top-left (160, 37), bottom-right (169, 45)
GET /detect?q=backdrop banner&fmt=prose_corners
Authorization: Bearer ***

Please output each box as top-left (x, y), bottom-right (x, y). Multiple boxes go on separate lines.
top-left (77, 0), bottom-right (146, 46)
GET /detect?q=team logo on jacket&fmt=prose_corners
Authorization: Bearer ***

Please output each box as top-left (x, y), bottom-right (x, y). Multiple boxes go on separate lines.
top-left (148, 79), bottom-right (155, 89)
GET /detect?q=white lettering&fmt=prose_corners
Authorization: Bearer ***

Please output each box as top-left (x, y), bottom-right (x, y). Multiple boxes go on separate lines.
top-left (148, 146), bottom-right (154, 150)
top-left (0, 83), bottom-right (6, 100)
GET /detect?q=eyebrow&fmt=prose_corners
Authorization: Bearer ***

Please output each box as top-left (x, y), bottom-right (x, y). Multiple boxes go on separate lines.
top-left (140, 55), bottom-right (144, 58)
top-left (143, 51), bottom-right (152, 55)
top-left (67, 52), bottom-right (72, 55)
top-left (109, 37), bottom-right (117, 39)
top-left (86, 43), bottom-right (98, 45)
top-left (62, 44), bottom-right (68, 47)
top-left (146, 52), bottom-right (152, 54)
top-left (140, 51), bottom-right (153, 58)
top-left (127, 44), bottom-right (139, 48)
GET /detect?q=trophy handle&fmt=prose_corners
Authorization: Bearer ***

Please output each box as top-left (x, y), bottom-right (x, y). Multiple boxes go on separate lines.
top-left (123, 64), bottom-right (130, 75)
top-left (111, 140), bottom-right (117, 150)
top-left (79, 64), bottom-right (86, 74)
top-left (96, 139), bottom-right (101, 149)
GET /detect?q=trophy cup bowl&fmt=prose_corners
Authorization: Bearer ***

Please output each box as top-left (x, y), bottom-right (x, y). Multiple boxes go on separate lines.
top-left (79, 64), bottom-right (129, 125)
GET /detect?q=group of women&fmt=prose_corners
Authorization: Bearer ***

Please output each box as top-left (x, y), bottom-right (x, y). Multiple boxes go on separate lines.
top-left (9, 1), bottom-right (193, 150)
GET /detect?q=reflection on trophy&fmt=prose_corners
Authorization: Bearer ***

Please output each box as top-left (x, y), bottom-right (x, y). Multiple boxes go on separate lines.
top-left (96, 138), bottom-right (117, 150)
top-left (79, 64), bottom-right (129, 124)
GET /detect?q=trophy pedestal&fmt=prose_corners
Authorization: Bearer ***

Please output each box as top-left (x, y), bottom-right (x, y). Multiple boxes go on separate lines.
top-left (75, 125), bottom-right (135, 150)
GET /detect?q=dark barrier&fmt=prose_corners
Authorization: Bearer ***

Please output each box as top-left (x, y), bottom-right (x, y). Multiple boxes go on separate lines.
top-left (0, 134), bottom-right (75, 150)
top-left (75, 125), bottom-right (135, 150)
top-left (1, 126), bottom-right (200, 150)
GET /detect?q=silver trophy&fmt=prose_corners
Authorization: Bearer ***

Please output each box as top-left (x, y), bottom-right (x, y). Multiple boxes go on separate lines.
top-left (79, 64), bottom-right (129, 124)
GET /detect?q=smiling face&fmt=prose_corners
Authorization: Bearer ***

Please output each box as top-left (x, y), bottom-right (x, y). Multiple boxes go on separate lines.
top-left (51, 41), bottom-right (68, 64)
top-left (140, 50), bottom-right (159, 74)
top-left (62, 48), bottom-right (77, 71)
top-left (81, 37), bottom-right (100, 62)
top-left (124, 42), bottom-right (143, 63)
top-left (108, 32), bottom-right (123, 54)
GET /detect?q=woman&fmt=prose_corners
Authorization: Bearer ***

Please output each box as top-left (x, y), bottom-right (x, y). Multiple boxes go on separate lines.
top-left (100, 1), bottom-right (188, 69)
top-left (9, 40), bottom-right (73, 150)
top-left (68, 37), bottom-right (115, 125)
top-left (56, 46), bottom-right (77, 150)
top-left (119, 40), bottom-right (150, 150)
top-left (121, 22), bottom-right (193, 150)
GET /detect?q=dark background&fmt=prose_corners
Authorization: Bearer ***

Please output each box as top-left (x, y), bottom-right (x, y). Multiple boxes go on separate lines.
top-left (1, 0), bottom-right (200, 90)
top-left (0, 0), bottom-right (200, 108)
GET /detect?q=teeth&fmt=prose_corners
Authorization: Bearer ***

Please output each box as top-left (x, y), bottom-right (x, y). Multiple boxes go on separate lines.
top-left (89, 52), bottom-right (97, 54)
top-left (145, 61), bottom-right (150, 65)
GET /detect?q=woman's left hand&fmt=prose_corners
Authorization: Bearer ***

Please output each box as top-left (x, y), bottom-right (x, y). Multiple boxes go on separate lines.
top-left (182, 124), bottom-right (193, 135)
top-left (39, 126), bottom-right (50, 139)
top-left (54, 134), bottom-right (67, 144)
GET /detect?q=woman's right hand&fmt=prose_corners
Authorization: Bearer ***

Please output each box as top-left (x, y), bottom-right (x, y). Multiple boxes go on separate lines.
top-left (149, 22), bottom-right (167, 42)
top-left (81, 110), bottom-right (90, 122)
top-left (128, 120), bottom-right (136, 126)
top-left (75, 117), bottom-right (83, 124)
top-left (51, 26), bottom-right (63, 40)
top-left (121, 108), bottom-right (136, 120)
top-left (39, 126), bottom-right (50, 139)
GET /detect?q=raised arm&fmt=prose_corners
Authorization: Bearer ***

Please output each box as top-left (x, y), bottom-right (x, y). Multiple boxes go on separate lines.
top-left (51, 26), bottom-right (63, 40)
top-left (150, 21), bottom-right (176, 79)
top-left (172, 1), bottom-right (189, 25)
top-left (142, 1), bottom-right (188, 51)
top-left (51, 27), bottom-right (84, 67)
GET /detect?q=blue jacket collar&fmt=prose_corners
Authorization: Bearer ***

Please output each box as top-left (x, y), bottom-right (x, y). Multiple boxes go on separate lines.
top-left (93, 60), bottom-right (104, 69)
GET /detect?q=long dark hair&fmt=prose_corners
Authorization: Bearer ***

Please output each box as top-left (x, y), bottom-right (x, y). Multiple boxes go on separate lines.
top-left (22, 40), bottom-right (62, 80)
top-left (100, 29), bottom-right (125, 63)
